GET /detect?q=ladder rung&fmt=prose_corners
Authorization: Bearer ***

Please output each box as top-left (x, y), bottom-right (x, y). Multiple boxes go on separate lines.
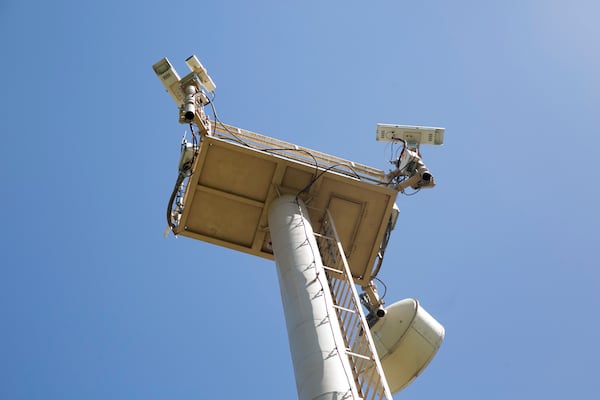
top-left (333, 304), bottom-right (356, 314)
top-left (345, 349), bottom-right (373, 361)
top-left (322, 265), bottom-right (344, 274)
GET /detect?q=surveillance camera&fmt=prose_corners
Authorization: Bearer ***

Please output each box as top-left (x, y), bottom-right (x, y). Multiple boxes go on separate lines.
top-left (180, 85), bottom-right (197, 123)
top-left (376, 124), bottom-right (445, 146)
top-left (388, 147), bottom-right (436, 191)
top-left (152, 57), bottom-right (183, 105)
top-left (393, 171), bottom-right (435, 191)
top-left (185, 55), bottom-right (216, 92)
top-left (413, 167), bottom-right (435, 189)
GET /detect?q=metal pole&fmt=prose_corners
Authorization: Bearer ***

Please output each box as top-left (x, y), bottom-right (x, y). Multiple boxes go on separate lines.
top-left (268, 195), bottom-right (359, 400)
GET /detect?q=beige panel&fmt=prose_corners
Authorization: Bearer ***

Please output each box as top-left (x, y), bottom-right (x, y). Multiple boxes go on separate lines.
top-left (316, 177), bottom-right (392, 281)
top-left (184, 189), bottom-right (262, 248)
top-left (326, 196), bottom-right (364, 259)
top-left (198, 143), bottom-right (276, 202)
top-left (281, 166), bottom-right (314, 193)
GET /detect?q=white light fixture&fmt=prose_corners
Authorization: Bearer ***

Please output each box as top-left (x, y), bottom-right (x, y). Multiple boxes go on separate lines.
top-left (376, 124), bottom-right (445, 146)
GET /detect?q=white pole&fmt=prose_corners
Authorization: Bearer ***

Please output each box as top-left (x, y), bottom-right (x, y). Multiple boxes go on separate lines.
top-left (268, 195), bottom-right (359, 400)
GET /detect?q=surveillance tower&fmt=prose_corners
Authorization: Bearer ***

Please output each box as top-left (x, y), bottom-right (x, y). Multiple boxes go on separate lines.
top-left (153, 56), bottom-right (445, 400)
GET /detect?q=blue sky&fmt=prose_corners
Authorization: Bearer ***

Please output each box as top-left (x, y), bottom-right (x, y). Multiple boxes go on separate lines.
top-left (1, 1), bottom-right (599, 399)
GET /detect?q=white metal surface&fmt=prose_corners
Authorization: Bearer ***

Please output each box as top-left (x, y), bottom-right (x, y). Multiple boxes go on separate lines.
top-left (375, 124), bottom-right (445, 145)
top-left (269, 195), bottom-right (360, 400)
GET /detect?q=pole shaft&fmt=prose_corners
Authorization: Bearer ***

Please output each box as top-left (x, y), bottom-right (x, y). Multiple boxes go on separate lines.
top-left (268, 195), bottom-right (358, 400)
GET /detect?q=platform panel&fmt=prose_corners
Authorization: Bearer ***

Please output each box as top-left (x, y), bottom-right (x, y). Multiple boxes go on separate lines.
top-left (198, 145), bottom-right (276, 202)
top-left (184, 190), bottom-right (262, 247)
top-left (306, 176), bottom-right (393, 282)
top-left (326, 196), bottom-right (364, 260)
top-left (174, 133), bottom-right (398, 285)
top-left (281, 166), bottom-right (313, 193)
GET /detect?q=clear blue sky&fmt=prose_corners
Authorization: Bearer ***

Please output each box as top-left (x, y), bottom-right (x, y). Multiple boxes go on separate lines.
top-left (1, 1), bottom-right (599, 399)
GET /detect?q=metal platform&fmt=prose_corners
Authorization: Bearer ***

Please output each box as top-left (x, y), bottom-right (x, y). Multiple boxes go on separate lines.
top-left (173, 122), bottom-right (398, 285)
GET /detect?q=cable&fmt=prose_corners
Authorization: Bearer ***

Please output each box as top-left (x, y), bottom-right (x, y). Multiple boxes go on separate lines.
top-left (262, 147), bottom-right (319, 180)
top-left (395, 138), bottom-right (407, 169)
top-left (206, 90), bottom-right (393, 190)
top-left (210, 99), bottom-right (359, 187)
top-left (385, 141), bottom-right (403, 168)
top-left (166, 173), bottom-right (186, 231)
top-left (207, 94), bottom-right (251, 147)
top-left (402, 188), bottom-right (421, 196)
top-left (384, 141), bottom-right (391, 164)
top-left (189, 122), bottom-right (198, 144)
top-left (374, 276), bottom-right (388, 300)
top-left (207, 99), bottom-right (334, 185)
top-left (166, 126), bottom-right (201, 232)
top-left (209, 94), bottom-right (395, 189)
top-left (296, 163), bottom-right (362, 197)
top-left (207, 95), bottom-right (380, 188)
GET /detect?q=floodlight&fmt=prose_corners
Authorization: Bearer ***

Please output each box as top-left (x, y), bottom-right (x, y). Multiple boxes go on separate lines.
top-left (185, 55), bottom-right (216, 92)
top-left (388, 146), bottom-right (436, 190)
top-left (152, 57), bottom-right (183, 104)
top-left (376, 124), bottom-right (444, 146)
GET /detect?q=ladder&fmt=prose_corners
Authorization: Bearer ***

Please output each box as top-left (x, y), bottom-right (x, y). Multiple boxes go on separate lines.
top-left (315, 209), bottom-right (393, 400)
